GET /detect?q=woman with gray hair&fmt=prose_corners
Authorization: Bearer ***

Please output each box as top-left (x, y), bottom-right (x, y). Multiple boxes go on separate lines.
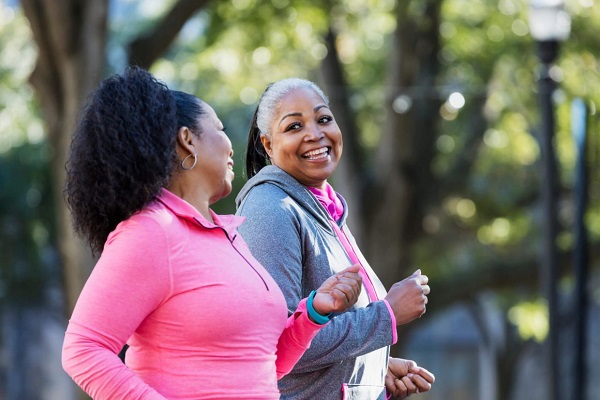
top-left (236, 78), bottom-right (435, 399)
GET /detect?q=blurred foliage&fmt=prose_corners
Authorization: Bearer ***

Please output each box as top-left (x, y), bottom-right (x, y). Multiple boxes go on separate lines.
top-left (0, 4), bottom-right (54, 303)
top-left (508, 299), bottom-right (549, 342)
top-left (1, 0), bottom-right (598, 342)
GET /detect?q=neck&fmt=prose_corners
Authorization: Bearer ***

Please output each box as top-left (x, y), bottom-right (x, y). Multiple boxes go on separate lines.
top-left (166, 180), bottom-right (213, 223)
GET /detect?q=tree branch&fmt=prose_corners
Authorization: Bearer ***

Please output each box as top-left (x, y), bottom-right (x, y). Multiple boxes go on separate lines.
top-left (127, 0), bottom-right (212, 68)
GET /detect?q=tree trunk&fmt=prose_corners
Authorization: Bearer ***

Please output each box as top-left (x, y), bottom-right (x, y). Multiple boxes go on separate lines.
top-left (21, 0), bottom-right (108, 316)
top-left (366, 0), bottom-right (442, 293)
top-left (22, 0), bottom-right (212, 317)
top-left (318, 27), bottom-right (366, 242)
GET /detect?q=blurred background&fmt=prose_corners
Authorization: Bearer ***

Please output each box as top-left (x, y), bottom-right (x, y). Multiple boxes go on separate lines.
top-left (0, 0), bottom-right (598, 399)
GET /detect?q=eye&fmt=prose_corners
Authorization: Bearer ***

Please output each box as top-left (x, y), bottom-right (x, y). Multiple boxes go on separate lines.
top-left (318, 115), bottom-right (333, 124)
top-left (285, 122), bottom-right (302, 132)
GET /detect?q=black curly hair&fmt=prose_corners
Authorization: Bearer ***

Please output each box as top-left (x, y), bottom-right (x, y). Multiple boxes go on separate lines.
top-left (65, 66), bottom-right (205, 255)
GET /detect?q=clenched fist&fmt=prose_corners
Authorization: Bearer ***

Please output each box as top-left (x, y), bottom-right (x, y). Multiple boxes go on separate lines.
top-left (384, 269), bottom-right (430, 325)
top-left (312, 264), bottom-right (362, 315)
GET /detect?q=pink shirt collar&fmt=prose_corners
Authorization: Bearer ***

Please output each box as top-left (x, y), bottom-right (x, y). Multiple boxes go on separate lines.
top-left (156, 188), bottom-right (245, 236)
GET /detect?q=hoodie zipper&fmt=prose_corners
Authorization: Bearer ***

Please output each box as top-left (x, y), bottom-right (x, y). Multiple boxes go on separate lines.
top-left (194, 218), bottom-right (269, 291)
top-left (329, 220), bottom-right (379, 302)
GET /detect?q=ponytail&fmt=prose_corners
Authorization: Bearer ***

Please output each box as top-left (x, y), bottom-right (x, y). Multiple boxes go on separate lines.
top-left (65, 66), bottom-right (181, 255)
top-left (245, 105), bottom-right (269, 179)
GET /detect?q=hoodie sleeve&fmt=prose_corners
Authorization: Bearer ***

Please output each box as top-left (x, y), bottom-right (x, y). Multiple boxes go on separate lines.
top-left (237, 184), bottom-right (394, 372)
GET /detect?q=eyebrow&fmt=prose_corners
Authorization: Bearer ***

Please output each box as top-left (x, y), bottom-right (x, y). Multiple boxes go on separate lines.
top-left (279, 105), bottom-right (330, 124)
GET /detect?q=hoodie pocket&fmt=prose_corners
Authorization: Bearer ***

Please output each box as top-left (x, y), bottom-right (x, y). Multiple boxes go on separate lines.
top-left (342, 383), bottom-right (386, 400)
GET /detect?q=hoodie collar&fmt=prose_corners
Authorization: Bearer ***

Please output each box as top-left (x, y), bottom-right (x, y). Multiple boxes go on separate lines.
top-left (157, 188), bottom-right (245, 236)
top-left (235, 166), bottom-right (348, 231)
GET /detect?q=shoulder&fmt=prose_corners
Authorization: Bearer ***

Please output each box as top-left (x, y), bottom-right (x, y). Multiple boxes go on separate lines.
top-left (238, 183), bottom-right (307, 223)
top-left (241, 181), bottom-right (289, 204)
top-left (105, 201), bottom-right (173, 248)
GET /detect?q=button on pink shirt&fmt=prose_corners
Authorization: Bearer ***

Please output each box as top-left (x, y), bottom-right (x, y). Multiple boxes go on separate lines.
top-left (62, 189), bottom-right (324, 400)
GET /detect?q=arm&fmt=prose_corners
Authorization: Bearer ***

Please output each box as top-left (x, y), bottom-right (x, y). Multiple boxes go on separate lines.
top-left (237, 186), bottom-right (394, 372)
top-left (275, 298), bottom-right (320, 379)
top-left (275, 265), bottom-right (362, 378)
top-left (62, 217), bottom-right (170, 400)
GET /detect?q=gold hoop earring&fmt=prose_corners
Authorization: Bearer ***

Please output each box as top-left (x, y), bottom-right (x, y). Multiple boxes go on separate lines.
top-left (181, 153), bottom-right (198, 170)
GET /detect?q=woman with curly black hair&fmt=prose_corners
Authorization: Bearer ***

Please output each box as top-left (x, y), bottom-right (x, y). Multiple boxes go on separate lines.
top-left (61, 66), bottom-right (363, 400)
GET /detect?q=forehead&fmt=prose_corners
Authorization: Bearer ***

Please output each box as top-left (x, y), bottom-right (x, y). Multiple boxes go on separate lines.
top-left (200, 101), bottom-right (216, 118)
top-left (277, 87), bottom-right (327, 111)
top-left (199, 101), bottom-right (222, 124)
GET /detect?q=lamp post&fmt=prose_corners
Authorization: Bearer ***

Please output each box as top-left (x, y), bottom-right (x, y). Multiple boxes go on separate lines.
top-left (571, 98), bottom-right (589, 400)
top-left (528, 1), bottom-right (570, 400)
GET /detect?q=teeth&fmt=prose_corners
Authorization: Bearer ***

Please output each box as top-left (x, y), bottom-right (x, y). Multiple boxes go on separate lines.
top-left (303, 147), bottom-right (328, 158)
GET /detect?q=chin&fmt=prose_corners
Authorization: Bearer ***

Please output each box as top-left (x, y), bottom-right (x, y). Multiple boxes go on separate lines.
top-left (313, 169), bottom-right (335, 182)
top-left (221, 184), bottom-right (233, 199)
top-left (209, 186), bottom-right (232, 205)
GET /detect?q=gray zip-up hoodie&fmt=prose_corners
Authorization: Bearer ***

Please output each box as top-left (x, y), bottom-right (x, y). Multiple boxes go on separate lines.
top-left (235, 166), bottom-right (395, 400)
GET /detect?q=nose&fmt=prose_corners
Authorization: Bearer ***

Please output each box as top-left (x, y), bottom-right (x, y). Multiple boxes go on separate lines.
top-left (224, 135), bottom-right (233, 157)
top-left (304, 122), bottom-right (324, 141)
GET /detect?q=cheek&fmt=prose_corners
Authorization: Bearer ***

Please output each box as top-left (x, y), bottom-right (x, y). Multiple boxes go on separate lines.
top-left (270, 138), bottom-right (292, 160)
top-left (333, 132), bottom-right (343, 151)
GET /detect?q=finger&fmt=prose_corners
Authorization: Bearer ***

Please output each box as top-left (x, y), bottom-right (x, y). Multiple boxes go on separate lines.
top-left (341, 264), bottom-right (361, 274)
top-left (385, 373), bottom-right (397, 393)
top-left (390, 358), bottom-right (415, 377)
top-left (336, 273), bottom-right (362, 285)
top-left (401, 375), bottom-right (418, 393)
top-left (394, 377), bottom-right (415, 399)
top-left (394, 378), bottom-right (408, 398)
top-left (329, 287), bottom-right (350, 306)
top-left (403, 359), bottom-right (417, 374)
top-left (412, 269), bottom-right (421, 276)
top-left (413, 367), bottom-right (435, 384)
top-left (409, 373), bottom-right (433, 392)
top-left (421, 284), bottom-right (430, 295)
top-left (330, 285), bottom-right (359, 308)
top-left (418, 274), bottom-right (429, 285)
top-left (335, 272), bottom-right (362, 288)
top-left (338, 275), bottom-right (362, 292)
top-left (331, 278), bottom-right (360, 293)
top-left (338, 280), bottom-right (362, 298)
top-left (343, 274), bottom-right (362, 294)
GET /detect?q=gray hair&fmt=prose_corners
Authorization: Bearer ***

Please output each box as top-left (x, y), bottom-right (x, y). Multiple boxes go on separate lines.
top-left (256, 78), bottom-right (329, 138)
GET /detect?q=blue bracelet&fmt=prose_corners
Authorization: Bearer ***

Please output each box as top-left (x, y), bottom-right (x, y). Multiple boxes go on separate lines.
top-left (307, 290), bottom-right (332, 325)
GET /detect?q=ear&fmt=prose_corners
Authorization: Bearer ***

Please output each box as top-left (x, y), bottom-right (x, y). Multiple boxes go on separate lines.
top-left (177, 126), bottom-right (196, 155)
top-left (260, 134), bottom-right (273, 158)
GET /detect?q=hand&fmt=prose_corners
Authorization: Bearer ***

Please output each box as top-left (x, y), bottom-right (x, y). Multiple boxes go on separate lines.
top-left (313, 264), bottom-right (362, 315)
top-left (385, 357), bottom-right (435, 398)
top-left (384, 269), bottom-right (430, 325)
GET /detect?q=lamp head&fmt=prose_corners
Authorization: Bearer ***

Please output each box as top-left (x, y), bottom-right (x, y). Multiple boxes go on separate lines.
top-left (528, 0), bottom-right (571, 42)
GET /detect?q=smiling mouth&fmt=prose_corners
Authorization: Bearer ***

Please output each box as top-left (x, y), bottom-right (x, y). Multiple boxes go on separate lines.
top-left (302, 146), bottom-right (330, 160)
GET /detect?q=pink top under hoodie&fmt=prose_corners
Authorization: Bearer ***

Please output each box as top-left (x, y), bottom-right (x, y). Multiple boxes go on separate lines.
top-left (62, 189), bottom-right (325, 400)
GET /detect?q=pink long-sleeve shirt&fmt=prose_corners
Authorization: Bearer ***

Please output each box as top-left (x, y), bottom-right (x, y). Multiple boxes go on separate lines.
top-left (62, 189), bottom-right (325, 400)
